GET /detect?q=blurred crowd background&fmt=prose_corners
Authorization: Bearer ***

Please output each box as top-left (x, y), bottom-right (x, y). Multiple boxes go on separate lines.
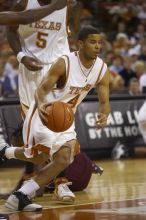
top-left (0, 0), bottom-right (146, 98)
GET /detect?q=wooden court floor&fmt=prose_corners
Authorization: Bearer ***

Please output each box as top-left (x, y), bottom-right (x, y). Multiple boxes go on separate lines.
top-left (0, 158), bottom-right (146, 220)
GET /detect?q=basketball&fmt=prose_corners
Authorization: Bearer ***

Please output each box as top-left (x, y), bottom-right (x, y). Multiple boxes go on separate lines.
top-left (44, 101), bottom-right (74, 132)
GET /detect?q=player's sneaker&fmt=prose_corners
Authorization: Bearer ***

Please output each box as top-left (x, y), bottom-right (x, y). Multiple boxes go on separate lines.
top-left (92, 163), bottom-right (104, 176)
top-left (5, 191), bottom-right (42, 212)
top-left (53, 182), bottom-right (75, 204)
top-left (0, 142), bottom-right (9, 164)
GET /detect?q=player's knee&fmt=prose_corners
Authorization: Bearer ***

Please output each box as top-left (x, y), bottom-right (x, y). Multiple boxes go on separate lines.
top-left (53, 157), bottom-right (71, 170)
top-left (60, 158), bottom-right (71, 169)
top-left (53, 147), bottom-right (72, 169)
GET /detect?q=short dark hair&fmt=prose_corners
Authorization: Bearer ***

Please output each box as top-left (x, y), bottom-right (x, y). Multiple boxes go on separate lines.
top-left (78, 26), bottom-right (100, 41)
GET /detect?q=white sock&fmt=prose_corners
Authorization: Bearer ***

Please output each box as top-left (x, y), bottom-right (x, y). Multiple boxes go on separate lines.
top-left (5, 147), bottom-right (17, 159)
top-left (18, 179), bottom-right (40, 197)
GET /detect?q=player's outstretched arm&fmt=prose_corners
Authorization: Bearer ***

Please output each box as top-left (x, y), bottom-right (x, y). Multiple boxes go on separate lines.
top-left (0, 0), bottom-right (68, 25)
top-left (95, 69), bottom-right (111, 129)
top-left (68, 0), bottom-right (81, 48)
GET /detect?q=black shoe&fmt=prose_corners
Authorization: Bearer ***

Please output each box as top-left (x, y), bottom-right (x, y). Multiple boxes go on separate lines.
top-left (5, 191), bottom-right (42, 212)
top-left (0, 143), bottom-right (9, 164)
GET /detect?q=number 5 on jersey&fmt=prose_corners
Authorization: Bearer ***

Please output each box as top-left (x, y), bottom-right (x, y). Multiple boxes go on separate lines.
top-left (36, 32), bottom-right (48, 48)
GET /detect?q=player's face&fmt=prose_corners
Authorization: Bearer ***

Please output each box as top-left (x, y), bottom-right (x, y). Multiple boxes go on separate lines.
top-left (82, 34), bottom-right (103, 59)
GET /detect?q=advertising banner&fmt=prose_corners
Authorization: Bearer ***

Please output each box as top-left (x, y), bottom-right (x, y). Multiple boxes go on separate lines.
top-left (76, 99), bottom-right (145, 150)
top-left (0, 98), bottom-right (145, 154)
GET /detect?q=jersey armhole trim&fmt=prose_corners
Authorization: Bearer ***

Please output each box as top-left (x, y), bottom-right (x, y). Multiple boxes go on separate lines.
top-left (53, 55), bottom-right (70, 91)
top-left (60, 55), bottom-right (70, 89)
top-left (66, 5), bottom-right (70, 36)
top-left (95, 61), bottom-right (105, 85)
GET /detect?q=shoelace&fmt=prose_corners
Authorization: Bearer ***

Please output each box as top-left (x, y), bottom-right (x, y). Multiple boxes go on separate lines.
top-left (60, 182), bottom-right (72, 193)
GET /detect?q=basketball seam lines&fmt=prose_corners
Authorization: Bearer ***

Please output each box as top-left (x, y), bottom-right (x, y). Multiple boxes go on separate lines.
top-left (52, 104), bottom-right (58, 131)
top-left (62, 102), bottom-right (66, 130)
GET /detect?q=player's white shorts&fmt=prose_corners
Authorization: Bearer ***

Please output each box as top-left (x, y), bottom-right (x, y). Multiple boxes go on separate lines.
top-left (23, 101), bottom-right (77, 159)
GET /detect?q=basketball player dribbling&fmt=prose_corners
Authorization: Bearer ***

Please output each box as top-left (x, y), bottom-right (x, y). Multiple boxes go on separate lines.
top-left (0, 26), bottom-right (110, 211)
top-left (5, 0), bottom-right (81, 195)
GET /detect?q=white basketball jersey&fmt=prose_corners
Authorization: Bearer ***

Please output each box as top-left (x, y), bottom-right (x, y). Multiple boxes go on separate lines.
top-left (22, 52), bottom-right (107, 155)
top-left (18, 0), bottom-right (70, 63)
top-left (46, 52), bottom-right (107, 112)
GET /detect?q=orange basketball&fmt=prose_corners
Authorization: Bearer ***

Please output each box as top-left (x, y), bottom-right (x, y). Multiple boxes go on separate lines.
top-left (44, 101), bottom-right (74, 132)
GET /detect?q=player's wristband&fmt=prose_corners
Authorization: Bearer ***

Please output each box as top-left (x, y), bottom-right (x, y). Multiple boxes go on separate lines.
top-left (17, 51), bottom-right (26, 63)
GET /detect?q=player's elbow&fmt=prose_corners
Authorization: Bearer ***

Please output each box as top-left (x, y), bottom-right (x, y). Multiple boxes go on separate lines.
top-left (19, 18), bottom-right (30, 25)
top-left (18, 14), bottom-right (31, 25)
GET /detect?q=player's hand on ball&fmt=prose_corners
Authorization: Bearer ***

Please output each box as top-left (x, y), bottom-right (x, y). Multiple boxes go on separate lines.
top-left (21, 56), bottom-right (43, 71)
top-left (96, 113), bottom-right (108, 129)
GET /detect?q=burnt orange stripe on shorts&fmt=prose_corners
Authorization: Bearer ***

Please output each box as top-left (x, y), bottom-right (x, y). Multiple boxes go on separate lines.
top-left (20, 102), bottom-right (29, 120)
top-left (26, 105), bottom-right (37, 147)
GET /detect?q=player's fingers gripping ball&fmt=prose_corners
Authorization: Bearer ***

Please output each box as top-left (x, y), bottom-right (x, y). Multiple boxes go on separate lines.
top-left (41, 101), bottom-right (74, 132)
